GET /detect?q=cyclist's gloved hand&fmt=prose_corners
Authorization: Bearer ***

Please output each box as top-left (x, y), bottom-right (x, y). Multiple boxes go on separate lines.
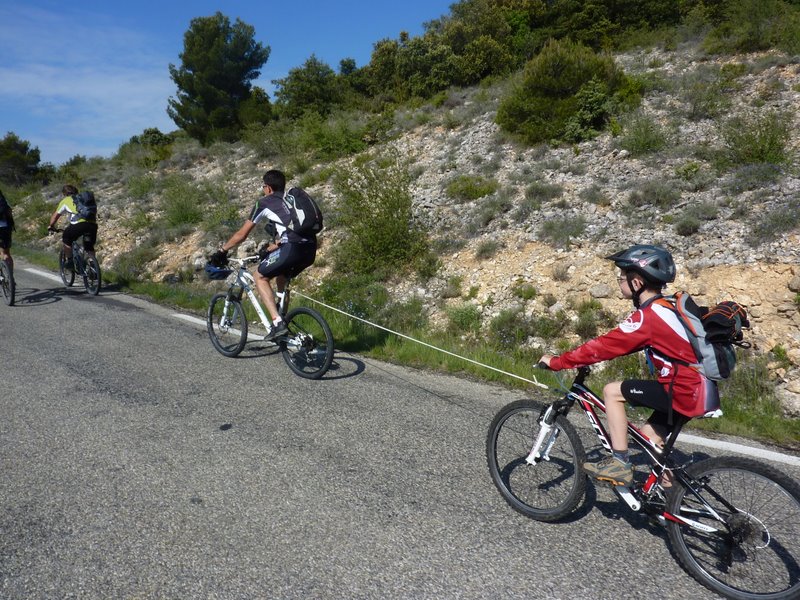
top-left (47, 225), bottom-right (57, 235)
top-left (257, 246), bottom-right (269, 261)
top-left (208, 249), bottom-right (228, 266)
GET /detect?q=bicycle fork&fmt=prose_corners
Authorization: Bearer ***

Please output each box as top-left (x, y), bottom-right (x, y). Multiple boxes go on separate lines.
top-left (525, 405), bottom-right (561, 464)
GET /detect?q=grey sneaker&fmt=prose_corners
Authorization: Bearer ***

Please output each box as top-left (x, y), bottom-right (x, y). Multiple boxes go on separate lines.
top-left (582, 456), bottom-right (634, 486)
top-left (264, 320), bottom-right (288, 341)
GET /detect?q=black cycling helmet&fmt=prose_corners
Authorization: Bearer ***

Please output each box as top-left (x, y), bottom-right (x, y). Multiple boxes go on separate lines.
top-left (205, 262), bottom-right (233, 280)
top-left (606, 244), bottom-right (676, 285)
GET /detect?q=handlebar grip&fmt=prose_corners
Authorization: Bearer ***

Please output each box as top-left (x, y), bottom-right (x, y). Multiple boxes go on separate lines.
top-left (536, 361), bottom-right (552, 370)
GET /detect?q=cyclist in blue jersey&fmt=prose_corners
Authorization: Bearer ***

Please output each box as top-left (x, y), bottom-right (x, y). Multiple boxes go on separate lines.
top-left (209, 169), bottom-right (317, 340)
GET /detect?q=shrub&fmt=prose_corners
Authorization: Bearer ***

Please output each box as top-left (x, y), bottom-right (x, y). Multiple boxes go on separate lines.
top-left (496, 38), bottom-right (640, 145)
top-left (127, 174), bottom-right (157, 199)
top-left (445, 175), bottom-right (498, 202)
top-left (525, 182), bottom-right (563, 203)
top-left (442, 275), bottom-right (463, 299)
top-left (538, 215), bottom-right (586, 248)
top-left (682, 69), bottom-right (730, 121)
top-left (721, 110), bottom-right (791, 166)
top-left (332, 152), bottom-right (428, 279)
top-left (579, 184), bottom-right (611, 206)
top-left (724, 163), bottom-right (784, 195)
top-left (619, 112), bottom-right (668, 156)
top-left (446, 303), bottom-right (481, 334)
top-left (490, 309), bottom-right (533, 350)
top-left (475, 239), bottom-right (501, 260)
top-left (675, 215), bottom-right (701, 236)
top-left (512, 281), bottom-right (537, 300)
top-left (162, 177), bottom-right (203, 227)
top-left (747, 197), bottom-right (800, 246)
top-left (627, 179), bottom-right (681, 208)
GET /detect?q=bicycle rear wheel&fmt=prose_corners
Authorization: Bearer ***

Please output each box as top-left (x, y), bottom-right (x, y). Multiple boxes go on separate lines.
top-left (666, 456), bottom-right (800, 600)
top-left (83, 255), bottom-right (101, 295)
top-left (59, 249), bottom-right (75, 287)
top-left (0, 261), bottom-right (14, 306)
top-left (207, 292), bottom-right (247, 357)
top-left (487, 399), bottom-right (587, 521)
top-left (281, 306), bottom-right (333, 379)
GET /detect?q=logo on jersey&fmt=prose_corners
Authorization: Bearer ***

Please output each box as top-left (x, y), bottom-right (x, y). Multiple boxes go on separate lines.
top-left (619, 310), bottom-right (643, 333)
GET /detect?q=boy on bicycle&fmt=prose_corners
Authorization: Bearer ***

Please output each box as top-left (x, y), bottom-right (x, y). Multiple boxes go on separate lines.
top-left (540, 244), bottom-right (719, 486)
top-left (0, 188), bottom-right (14, 281)
top-left (209, 169), bottom-right (317, 341)
top-left (47, 184), bottom-right (99, 267)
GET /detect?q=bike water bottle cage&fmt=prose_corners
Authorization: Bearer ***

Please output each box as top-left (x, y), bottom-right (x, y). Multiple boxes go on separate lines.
top-left (205, 263), bottom-right (233, 280)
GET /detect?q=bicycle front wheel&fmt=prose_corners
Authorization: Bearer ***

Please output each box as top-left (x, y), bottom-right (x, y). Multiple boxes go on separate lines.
top-left (0, 261), bottom-right (14, 306)
top-left (667, 456), bottom-right (800, 600)
top-left (207, 293), bottom-right (247, 357)
top-left (281, 306), bottom-right (333, 379)
top-left (487, 400), bottom-right (587, 521)
top-left (59, 249), bottom-right (75, 287)
top-left (83, 255), bottom-right (101, 295)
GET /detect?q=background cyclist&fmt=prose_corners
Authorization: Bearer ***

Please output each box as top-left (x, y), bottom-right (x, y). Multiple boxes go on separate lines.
top-left (208, 169), bottom-right (317, 341)
top-left (540, 245), bottom-right (719, 487)
top-left (47, 184), bottom-right (98, 268)
top-left (0, 188), bottom-right (15, 281)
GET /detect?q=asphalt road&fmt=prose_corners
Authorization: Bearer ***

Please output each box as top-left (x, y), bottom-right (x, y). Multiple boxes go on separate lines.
top-left (1, 260), bottom-right (798, 599)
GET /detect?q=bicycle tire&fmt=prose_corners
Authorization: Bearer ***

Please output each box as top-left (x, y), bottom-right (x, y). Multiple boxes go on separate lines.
top-left (0, 261), bottom-right (14, 306)
top-left (207, 292), bottom-right (247, 357)
top-left (666, 456), bottom-right (800, 600)
top-left (281, 306), bottom-right (334, 379)
top-left (487, 399), bottom-right (587, 522)
top-left (59, 249), bottom-right (75, 287)
top-left (83, 255), bottom-right (101, 295)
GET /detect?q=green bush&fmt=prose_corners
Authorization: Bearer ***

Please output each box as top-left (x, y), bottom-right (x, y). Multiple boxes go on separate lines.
top-left (445, 175), bottom-right (499, 202)
top-left (446, 303), bottom-right (481, 334)
top-left (332, 153), bottom-right (428, 279)
top-left (490, 309), bottom-right (533, 350)
top-left (538, 215), bottom-right (586, 248)
top-left (627, 179), bottom-right (681, 208)
top-left (475, 239), bottom-right (501, 260)
top-left (747, 196), bottom-right (800, 246)
top-left (721, 110), bottom-right (791, 166)
top-left (525, 181), bottom-right (563, 203)
top-left (675, 215), bottom-right (701, 236)
top-left (579, 184), bottom-right (611, 206)
top-left (619, 112), bottom-right (668, 156)
top-left (496, 38), bottom-right (640, 145)
top-left (703, 0), bottom-right (800, 55)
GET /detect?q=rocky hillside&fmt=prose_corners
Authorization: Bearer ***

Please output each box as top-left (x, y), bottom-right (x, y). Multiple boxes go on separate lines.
top-left (34, 45), bottom-right (800, 416)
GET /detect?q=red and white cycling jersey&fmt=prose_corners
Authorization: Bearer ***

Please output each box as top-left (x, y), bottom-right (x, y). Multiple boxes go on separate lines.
top-left (549, 297), bottom-right (719, 417)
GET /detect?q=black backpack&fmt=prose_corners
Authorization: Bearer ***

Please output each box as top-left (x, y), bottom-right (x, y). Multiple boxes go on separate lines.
top-left (0, 190), bottom-right (13, 230)
top-left (74, 191), bottom-right (97, 220)
top-left (283, 187), bottom-right (323, 236)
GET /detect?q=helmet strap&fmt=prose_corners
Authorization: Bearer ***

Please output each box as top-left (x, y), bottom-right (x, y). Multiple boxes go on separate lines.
top-left (627, 272), bottom-right (645, 309)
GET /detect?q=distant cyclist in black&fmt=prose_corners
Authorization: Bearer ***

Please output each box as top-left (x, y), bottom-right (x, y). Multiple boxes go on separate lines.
top-left (209, 169), bottom-right (317, 340)
top-left (0, 188), bottom-right (15, 280)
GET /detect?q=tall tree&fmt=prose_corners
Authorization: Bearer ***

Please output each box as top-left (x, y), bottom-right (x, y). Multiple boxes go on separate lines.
top-left (272, 55), bottom-right (340, 119)
top-left (0, 132), bottom-right (41, 185)
top-left (168, 12), bottom-right (270, 144)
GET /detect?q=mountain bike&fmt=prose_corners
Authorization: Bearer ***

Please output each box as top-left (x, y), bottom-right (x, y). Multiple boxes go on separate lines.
top-left (486, 365), bottom-right (800, 600)
top-left (0, 260), bottom-right (14, 306)
top-left (206, 255), bottom-right (334, 379)
top-left (51, 229), bottom-right (101, 295)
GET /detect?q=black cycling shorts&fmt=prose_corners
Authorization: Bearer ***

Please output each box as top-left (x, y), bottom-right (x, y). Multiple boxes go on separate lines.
top-left (257, 242), bottom-right (316, 279)
top-left (63, 221), bottom-right (98, 252)
top-left (620, 380), bottom-right (672, 415)
top-left (0, 227), bottom-right (10, 249)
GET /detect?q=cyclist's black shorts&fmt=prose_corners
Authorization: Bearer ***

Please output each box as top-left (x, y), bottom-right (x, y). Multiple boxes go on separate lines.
top-left (621, 380), bottom-right (672, 416)
top-left (63, 221), bottom-right (98, 252)
top-left (257, 241), bottom-right (316, 279)
top-left (0, 227), bottom-right (10, 249)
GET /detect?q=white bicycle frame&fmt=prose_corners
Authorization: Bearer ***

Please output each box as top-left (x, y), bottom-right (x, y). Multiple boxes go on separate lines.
top-left (223, 256), bottom-right (288, 335)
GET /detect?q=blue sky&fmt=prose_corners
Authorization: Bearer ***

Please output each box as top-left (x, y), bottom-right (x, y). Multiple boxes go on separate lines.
top-left (0, 0), bottom-right (455, 166)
